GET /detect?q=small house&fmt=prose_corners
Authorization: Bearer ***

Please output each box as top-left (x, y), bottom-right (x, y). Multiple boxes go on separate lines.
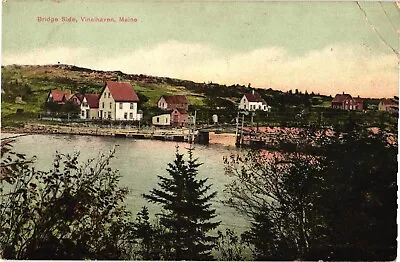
top-left (332, 93), bottom-right (363, 110)
top-left (238, 90), bottom-right (270, 111)
top-left (157, 95), bottom-right (189, 111)
top-left (171, 108), bottom-right (189, 127)
top-left (378, 98), bottom-right (398, 113)
top-left (46, 90), bottom-right (72, 105)
top-left (80, 94), bottom-right (100, 119)
top-left (152, 114), bottom-right (171, 126)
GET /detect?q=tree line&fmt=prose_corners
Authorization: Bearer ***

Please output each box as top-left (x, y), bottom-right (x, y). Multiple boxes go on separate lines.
top-left (0, 122), bottom-right (397, 260)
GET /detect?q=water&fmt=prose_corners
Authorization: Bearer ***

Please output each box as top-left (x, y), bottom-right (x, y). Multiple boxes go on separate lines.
top-left (5, 133), bottom-right (250, 232)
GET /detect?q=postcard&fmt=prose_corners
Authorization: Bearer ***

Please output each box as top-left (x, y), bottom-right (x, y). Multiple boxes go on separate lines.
top-left (1, 0), bottom-right (398, 260)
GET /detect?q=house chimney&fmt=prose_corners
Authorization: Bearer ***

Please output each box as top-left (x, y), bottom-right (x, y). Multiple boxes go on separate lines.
top-left (342, 91), bottom-right (344, 95)
top-left (252, 90), bottom-right (255, 95)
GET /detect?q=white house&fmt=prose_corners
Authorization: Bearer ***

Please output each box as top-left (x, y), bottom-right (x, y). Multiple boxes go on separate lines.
top-left (238, 90), bottom-right (270, 112)
top-left (157, 95), bottom-right (189, 111)
top-left (152, 114), bottom-right (171, 126)
top-left (79, 94), bottom-right (100, 119)
top-left (98, 81), bottom-right (141, 121)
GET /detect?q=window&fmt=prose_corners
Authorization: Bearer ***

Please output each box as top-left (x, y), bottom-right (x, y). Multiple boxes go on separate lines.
top-left (81, 111), bottom-right (85, 117)
top-left (130, 103), bottom-right (134, 109)
top-left (119, 103), bottom-right (123, 109)
top-left (109, 102), bottom-right (112, 109)
top-left (108, 111), bottom-right (111, 118)
top-left (157, 117), bottom-right (160, 123)
top-left (244, 105), bottom-right (247, 109)
top-left (102, 102), bottom-right (104, 108)
top-left (259, 105), bottom-right (261, 109)
top-left (124, 112), bottom-right (127, 119)
top-left (166, 118), bottom-right (168, 123)
top-left (129, 112), bottom-right (133, 119)
top-left (104, 92), bottom-right (106, 98)
top-left (108, 93), bottom-right (110, 98)
top-left (104, 112), bottom-right (107, 118)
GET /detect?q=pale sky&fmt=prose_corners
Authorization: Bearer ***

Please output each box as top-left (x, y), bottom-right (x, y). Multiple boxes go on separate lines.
top-left (2, 0), bottom-right (400, 98)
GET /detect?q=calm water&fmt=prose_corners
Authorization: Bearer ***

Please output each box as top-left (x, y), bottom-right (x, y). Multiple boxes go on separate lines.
top-left (5, 133), bottom-right (250, 231)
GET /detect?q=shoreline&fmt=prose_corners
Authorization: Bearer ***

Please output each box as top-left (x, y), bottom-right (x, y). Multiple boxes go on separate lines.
top-left (1, 123), bottom-right (238, 148)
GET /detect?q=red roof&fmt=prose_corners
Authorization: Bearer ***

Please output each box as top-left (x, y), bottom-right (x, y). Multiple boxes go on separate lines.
top-left (244, 92), bottom-right (266, 104)
top-left (84, 94), bottom-right (100, 108)
top-left (332, 94), bottom-right (352, 103)
top-left (161, 95), bottom-right (188, 105)
top-left (105, 81), bottom-right (139, 102)
top-left (49, 90), bottom-right (71, 103)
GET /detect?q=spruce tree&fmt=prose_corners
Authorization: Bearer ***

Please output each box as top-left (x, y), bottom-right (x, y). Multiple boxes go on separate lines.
top-left (143, 148), bottom-right (220, 260)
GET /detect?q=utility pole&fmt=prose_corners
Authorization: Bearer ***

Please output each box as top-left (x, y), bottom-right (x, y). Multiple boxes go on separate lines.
top-left (240, 114), bottom-right (245, 148)
top-left (235, 111), bottom-right (239, 137)
top-left (194, 110), bottom-right (197, 130)
top-left (192, 110), bottom-right (197, 144)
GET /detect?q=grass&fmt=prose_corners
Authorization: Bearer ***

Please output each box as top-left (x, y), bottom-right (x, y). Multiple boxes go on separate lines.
top-left (1, 65), bottom-right (208, 127)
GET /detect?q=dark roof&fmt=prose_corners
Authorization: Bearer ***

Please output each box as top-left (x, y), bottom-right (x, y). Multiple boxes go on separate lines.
top-left (105, 81), bottom-right (139, 102)
top-left (380, 98), bottom-right (398, 105)
top-left (353, 97), bottom-right (364, 103)
top-left (332, 94), bottom-right (352, 103)
top-left (68, 94), bottom-right (84, 105)
top-left (161, 95), bottom-right (188, 105)
top-left (171, 108), bottom-right (188, 115)
top-left (244, 92), bottom-right (267, 104)
top-left (49, 90), bottom-right (71, 102)
top-left (84, 94), bottom-right (100, 108)
top-left (75, 94), bottom-right (85, 102)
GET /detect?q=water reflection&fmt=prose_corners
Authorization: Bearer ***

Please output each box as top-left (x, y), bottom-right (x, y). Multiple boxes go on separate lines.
top-left (8, 133), bottom-right (250, 231)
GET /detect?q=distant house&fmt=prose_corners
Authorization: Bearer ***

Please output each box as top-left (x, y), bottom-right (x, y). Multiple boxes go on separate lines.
top-left (157, 95), bottom-right (189, 111)
top-left (331, 93), bottom-right (364, 110)
top-left (152, 114), bottom-right (171, 126)
top-left (98, 81), bottom-right (140, 121)
top-left (352, 96), bottom-right (364, 110)
top-left (171, 108), bottom-right (189, 127)
top-left (80, 94), bottom-right (100, 119)
top-left (46, 90), bottom-right (72, 105)
top-left (378, 98), bottom-right (398, 113)
top-left (238, 90), bottom-right (270, 111)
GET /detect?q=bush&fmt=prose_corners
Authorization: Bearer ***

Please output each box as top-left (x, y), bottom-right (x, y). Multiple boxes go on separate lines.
top-left (0, 140), bottom-right (135, 259)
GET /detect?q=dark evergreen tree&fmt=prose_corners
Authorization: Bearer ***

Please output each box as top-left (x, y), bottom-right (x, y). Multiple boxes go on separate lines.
top-left (143, 148), bottom-right (220, 260)
top-left (133, 206), bottom-right (166, 260)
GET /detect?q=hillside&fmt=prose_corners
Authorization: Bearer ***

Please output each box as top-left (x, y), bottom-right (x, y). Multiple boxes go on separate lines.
top-left (1, 64), bottom-right (393, 129)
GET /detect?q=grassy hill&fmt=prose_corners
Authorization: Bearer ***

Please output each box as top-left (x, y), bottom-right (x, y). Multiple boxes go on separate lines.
top-left (1, 64), bottom-right (395, 129)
